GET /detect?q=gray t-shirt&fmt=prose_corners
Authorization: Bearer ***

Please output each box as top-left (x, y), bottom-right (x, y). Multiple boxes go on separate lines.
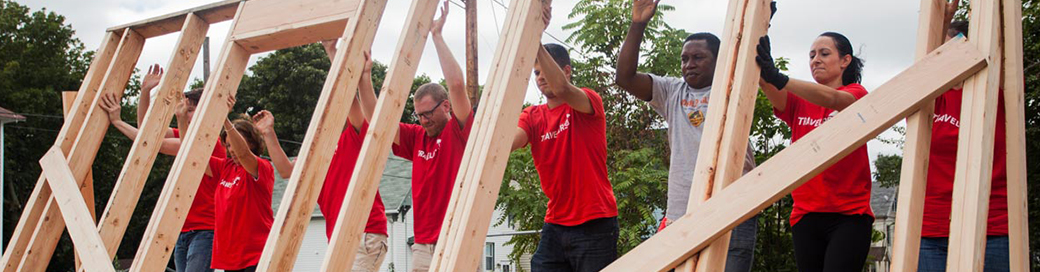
top-left (648, 74), bottom-right (757, 221)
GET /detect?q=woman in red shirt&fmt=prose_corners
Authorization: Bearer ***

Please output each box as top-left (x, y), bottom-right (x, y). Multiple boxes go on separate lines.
top-left (756, 32), bottom-right (874, 272)
top-left (205, 97), bottom-right (274, 272)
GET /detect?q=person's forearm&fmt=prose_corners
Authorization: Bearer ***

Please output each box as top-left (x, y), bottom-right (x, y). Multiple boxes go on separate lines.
top-left (358, 72), bottom-right (377, 120)
top-left (111, 120), bottom-right (140, 140)
top-left (616, 22), bottom-right (648, 85)
top-left (262, 130), bottom-right (294, 179)
top-left (433, 34), bottom-right (471, 120)
top-left (784, 79), bottom-right (857, 111)
top-left (224, 119), bottom-right (259, 176)
top-left (138, 88), bottom-right (151, 126)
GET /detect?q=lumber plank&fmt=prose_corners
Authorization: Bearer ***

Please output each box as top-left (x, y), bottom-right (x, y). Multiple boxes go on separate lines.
top-left (106, 0), bottom-right (240, 38)
top-left (230, 0), bottom-right (360, 53)
top-left (692, 0), bottom-right (770, 271)
top-left (63, 91), bottom-right (96, 271)
top-left (946, 0), bottom-right (1003, 270)
top-left (430, 0), bottom-right (546, 270)
top-left (0, 31), bottom-right (120, 272)
top-left (316, 0), bottom-right (439, 270)
top-left (254, 0), bottom-right (389, 270)
top-left (89, 13), bottom-right (209, 267)
top-left (600, 39), bottom-right (985, 272)
top-left (15, 29), bottom-right (145, 272)
top-left (128, 5), bottom-right (249, 271)
top-left (38, 149), bottom-right (115, 272)
top-left (1001, 0), bottom-right (1029, 270)
top-left (888, 0), bottom-right (946, 270)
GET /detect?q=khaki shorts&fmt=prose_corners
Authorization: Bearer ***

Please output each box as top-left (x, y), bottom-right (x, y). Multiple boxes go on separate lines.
top-left (410, 243), bottom-right (436, 272)
top-left (352, 233), bottom-right (388, 272)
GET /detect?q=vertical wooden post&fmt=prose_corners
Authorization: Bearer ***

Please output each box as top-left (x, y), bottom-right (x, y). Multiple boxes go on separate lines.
top-left (679, 0), bottom-right (770, 270)
top-left (946, 0), bottom-right (1003, 270)
top-left (465, 0), bottom-right (479, 105)
top-left (429, 0), bottom-right (547, 270)
top-left (888, 0), bottom-right (946, 270)
top-left (1000, 0), bottom-right (1029, 270)
top-left (254, 0), bottom-right (390, 269)
top-left (63, 91), bottom-right (95, 272)
top-left (89, 13), bottom-right (209, 265)
top-left (129, 5), bottom-right (248, 271)
top-left (317, 0), bottom-right (438, 270)
top-left (0, 31), bottom-right (120, 272)
top-left (15, 29), bottom-right (144, 272)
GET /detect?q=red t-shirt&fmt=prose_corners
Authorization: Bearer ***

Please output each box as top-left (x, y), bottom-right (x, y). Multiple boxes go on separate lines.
top-left (209, 156), bottom-right (274, 270)
top-left (172, 128), bottom-right (226, 232)
top-left (518, 88), bottom-right (618, 226)
top-left (391, 112), bottom-right (474, 244)
top-left (318, 122), bottom-right (388, 239)
top-left (922, 88), bottom-right (1008, 237)
top-left (773, 84), bottom-right (874, 226)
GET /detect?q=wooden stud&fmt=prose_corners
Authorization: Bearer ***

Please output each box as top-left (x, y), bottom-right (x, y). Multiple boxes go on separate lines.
top-left (429, 0), bottom-right (546, 270)
top-left (15, 29), bottom-right (144, 272)
top-left (254, 0), bottom-right (388, 269)
top-left (600, 39), bottom-right (986, 272)
top-left (38, 149), bottom-right (115, 272)
top-left (679, 0), bottom-right (769, 270)
top-left (316, 0), bottom-right (440, 270)
top-left (0, 31), bottom-right (120, 272)
top-left (946, 0), bottom-right (1003, 270)
top-left (89, 13), bottom-right (209, 265)
top-left (888, 0), bottom-right (947, 270)
top-left (63, 91), bottom-right (96, 272)
top-left (230, 0), bottom-right (361, 53)
top-left (1001, 0), bottom-right (1029, 270)
top-left (128, 5), bottom-right (249, 271)
top-left (106, 0), bottom-right (240, 38)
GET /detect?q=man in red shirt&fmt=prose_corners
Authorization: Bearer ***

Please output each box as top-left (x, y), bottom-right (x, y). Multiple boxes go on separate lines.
top-left (98, 66), bottom-right (222, 272)
top-left (509, 21), bottom-right (619, 271)
top-left (390, 3), bottom-right (473, 271)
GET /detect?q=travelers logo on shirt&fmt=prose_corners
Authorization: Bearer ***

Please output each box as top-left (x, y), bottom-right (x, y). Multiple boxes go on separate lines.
top-left (540, 114), bottom-right (571, 142)
top-left (933, 113), bottom-right (960, 128)
top-left (219, 176), bottom-right (240, 188)
top-left (417, 139), bottom-right (442, 161)
top-left (688, 110), bottom-right (705, 127)
top-left (797, 111), bottom-right (840, 128)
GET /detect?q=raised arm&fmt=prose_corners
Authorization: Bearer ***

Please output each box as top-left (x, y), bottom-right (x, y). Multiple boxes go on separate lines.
top-left (99, 93), bottom-right (181, 155)
top-left (535, 45), bottom-right (592, 113)
top-left (613, 0), bottom-right (659, 101)
top-left (510, 127), bottom-right (528, 151)
top-left (136, 64), bottom-right (176, 138)
top-left (253, 110), bottom-right (293, 179)
top-left (756, 36), bottom-right (856, 111)
top-left (430, 1), bottom-right (471, 123)
top-left (223, 97), bottom-right (259, 176)
top-left (353, 51), bottom-right (378, 130)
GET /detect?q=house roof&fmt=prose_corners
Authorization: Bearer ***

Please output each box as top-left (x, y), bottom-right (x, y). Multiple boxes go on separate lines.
top-left (870, 182), bottom-right (898, 219)
top-left (271, 155), bottom-right (413, 217)
top-left (0, 106), bottom-right (25, 122)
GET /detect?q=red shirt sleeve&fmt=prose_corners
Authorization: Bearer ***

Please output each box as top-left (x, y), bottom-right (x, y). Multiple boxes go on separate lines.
top-left (392, 123), bottom-right (421, 160)
top-left (838, 83), bottom-right (869, 100)
top-left (575, 88), bottom-right (605, 119)
top-left (208, 156), bottom-right (225, 177)
top-left (518, 107), bottom-right (536, 144)
top-left (773, 91), bottom-right (799, 125)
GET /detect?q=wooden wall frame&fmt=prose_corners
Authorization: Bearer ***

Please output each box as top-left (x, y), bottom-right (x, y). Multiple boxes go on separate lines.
top-left (2, 0), bottom-right (1025, 271)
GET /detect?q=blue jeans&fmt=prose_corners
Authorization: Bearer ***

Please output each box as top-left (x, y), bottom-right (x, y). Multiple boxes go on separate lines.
top-left (531, 217), bottom-right (619, 272)
top-left (725, 215), bottom-right (758, 272)
top-left (174, 230), bottom-right (215, 272)
top-left (919, 236), bottom-right (1009, 272)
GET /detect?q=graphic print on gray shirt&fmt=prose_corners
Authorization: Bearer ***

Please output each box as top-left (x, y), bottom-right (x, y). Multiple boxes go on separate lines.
top-left (648, 74), bottom-right (756, 221)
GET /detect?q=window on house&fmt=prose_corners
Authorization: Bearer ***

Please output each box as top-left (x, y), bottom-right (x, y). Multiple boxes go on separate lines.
top-left (485, 242), bottom-right (495, 271)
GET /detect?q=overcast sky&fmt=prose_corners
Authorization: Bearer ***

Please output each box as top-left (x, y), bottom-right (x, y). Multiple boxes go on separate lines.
top-left (23, 0), bottom-right (923, 165)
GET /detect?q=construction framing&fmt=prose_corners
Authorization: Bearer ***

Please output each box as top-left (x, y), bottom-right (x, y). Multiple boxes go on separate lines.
top-left (0, 0), bottom-right (1026, 271)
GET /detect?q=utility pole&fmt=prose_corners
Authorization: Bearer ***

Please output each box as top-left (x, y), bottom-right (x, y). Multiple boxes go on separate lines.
top-left (465, 0), bottom-right (479, 106)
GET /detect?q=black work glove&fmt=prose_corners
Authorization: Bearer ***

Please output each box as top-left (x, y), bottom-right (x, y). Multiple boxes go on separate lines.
top-left (756, 35), bottom-right (789, 90)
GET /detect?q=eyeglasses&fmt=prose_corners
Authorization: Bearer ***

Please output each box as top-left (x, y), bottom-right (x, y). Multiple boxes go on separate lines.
top-left (413, 99), bottom-right (446, 120)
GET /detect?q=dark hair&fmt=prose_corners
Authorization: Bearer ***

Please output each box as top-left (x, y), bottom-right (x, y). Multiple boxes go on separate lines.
top-left (542, 43), bottom-right (571, 68)
top-left (685, 32), bottom-right (721, 58)
top-left (185, 88), bottom-right (203, 105)
top-left (819, 32), bottom-right (863, 85)
top-left (414, 83), bottom-right (448, 103)
top-left (950, 20), bottom-right (969, 37)
top-left (220, 114), bottom-right (265, 155)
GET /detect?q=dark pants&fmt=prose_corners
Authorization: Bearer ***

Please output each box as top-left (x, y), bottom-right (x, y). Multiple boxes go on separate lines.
top-left (725, 215), bottom-right (758, 272)
top-left (225, 266), bottom-right (257, 272)
top-left (532, 217), bottom-right (619, 272)
top-left (918, 236), bottom-right (1009, 272)
top-left (173, 230), bottom-right (214, 272)
top-left (792, 213), bottom-right (873, 272)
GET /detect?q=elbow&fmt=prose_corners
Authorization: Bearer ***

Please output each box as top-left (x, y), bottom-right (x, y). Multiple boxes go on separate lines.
top-left (613, 74), bottom-right (630, 89)
top-left (279, 172), bottom-right (291, 179)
